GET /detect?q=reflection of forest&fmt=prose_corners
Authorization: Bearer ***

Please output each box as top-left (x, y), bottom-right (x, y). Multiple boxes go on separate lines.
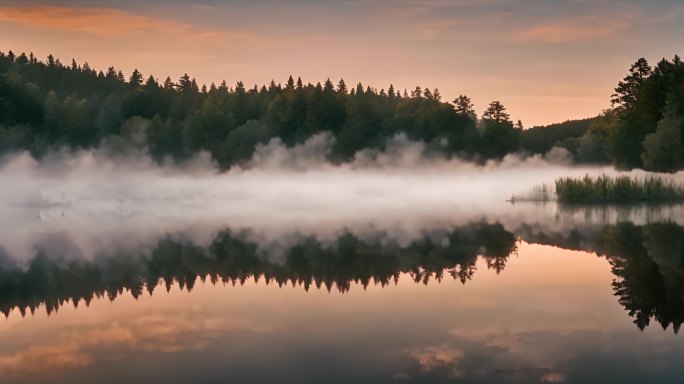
top-left (0, 219), bottom-right (682, 334)
top-left (0, 222), bottom-right (516, 317)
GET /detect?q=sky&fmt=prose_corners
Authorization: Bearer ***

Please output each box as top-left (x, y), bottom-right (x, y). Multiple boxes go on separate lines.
top-left (0, 0), bottom-right (683, 126)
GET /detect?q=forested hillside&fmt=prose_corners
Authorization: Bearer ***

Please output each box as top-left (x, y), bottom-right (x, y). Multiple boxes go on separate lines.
top-left (520, 117), bottom-right (604, 163)
top-left (0, 51), bottom-right (522, 169)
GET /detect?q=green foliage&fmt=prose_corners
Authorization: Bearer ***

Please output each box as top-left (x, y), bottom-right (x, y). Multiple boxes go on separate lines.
top-left (554, 174), bottom-right (684, 203)
top-left (597, 55), bottom-right (684, 170)
top-left (0, 51), bottom-right (495, 168)
top-left (521, 116), bottom-right (599, 155)
top-left (642, 110), bottom-right (684, 172)
top-left (223, 120), bottom-right (274, 166)
top-left (482, 100), bottom-right (509, 123)
top-left (477, 120), bottom-right (520, 159)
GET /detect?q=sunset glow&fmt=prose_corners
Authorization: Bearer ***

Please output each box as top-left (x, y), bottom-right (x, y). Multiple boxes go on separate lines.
top-left (2, 0), bottom-right (682, 125)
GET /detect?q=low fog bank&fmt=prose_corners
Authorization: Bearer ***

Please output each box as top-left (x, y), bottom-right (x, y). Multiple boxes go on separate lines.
top-left (1, 133), bottom-right (682, 264)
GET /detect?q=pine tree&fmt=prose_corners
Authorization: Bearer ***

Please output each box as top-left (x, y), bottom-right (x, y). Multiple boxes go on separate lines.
top-left (106, 67), bottom-right (118, 80)
top-left (129, 69), bottom-right (143, 86)
top-left (337, 79), bottom-right (348, 94)
top-left (16, 52), bottom-right (29, 66)
top-left (324, 78), bottom-right (334, 93)
top-left (433, 88), bottom-right (441, 102)
top-left (235, 81), bottom-right (245, 94)
top-left (145, 75), bottom-right (158, 89)
top-left (482, 101), bottom-right (510, 123)
top-left (611, 58), bottom-right (651, 111)
top-left (163, 76), bottom-right (174, 89)
top-left (453, 95), bottom-right (476, 120)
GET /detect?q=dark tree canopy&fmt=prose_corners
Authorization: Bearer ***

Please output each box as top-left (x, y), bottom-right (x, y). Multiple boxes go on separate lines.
top-left (482, 101), bottom-right (510, 123)
top-left (593, 55), bottom-right (684, 171)
top-left (2, 50), bottom-right (680, 170)
top-left (0, 51), bottom-right (542, 168)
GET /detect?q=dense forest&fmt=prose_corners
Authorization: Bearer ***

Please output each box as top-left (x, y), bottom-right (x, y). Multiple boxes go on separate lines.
top-left (521, 116), bottom-right (603, 162)
top-left (0, 50), bottom-right (524, 169)
top-left (0, 51), bottom-right (682, 170)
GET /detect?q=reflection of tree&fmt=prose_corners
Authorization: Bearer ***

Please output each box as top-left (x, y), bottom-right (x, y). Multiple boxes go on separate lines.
top-left (520, 220), bottom-right (684, 334)
top-left (0, 222), bottom-right (518, 317)
top-left (3, 217), bottom-right (683, 334)
top-left (603, 223), bottom-right (684, 334)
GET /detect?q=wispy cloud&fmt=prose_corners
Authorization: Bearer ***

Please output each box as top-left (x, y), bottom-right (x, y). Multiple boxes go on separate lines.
top-left (0, 5), bottom-right (261, 44)
top-left (511, 5), bottom-right (641, 44)
top-left (409, 19), bottom-right (460, 41)
top-left (514, 22), bottom-right (623, 43)
top-left (0, 6), bottom-right (188, 36)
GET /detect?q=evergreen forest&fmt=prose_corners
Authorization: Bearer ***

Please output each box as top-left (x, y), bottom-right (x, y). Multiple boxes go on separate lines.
top-left (0, 51), bottom-right (682, 171)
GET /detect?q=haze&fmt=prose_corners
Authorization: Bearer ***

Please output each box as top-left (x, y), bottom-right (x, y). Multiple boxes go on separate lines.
top-left (2, 136), bottom-right (683, 264)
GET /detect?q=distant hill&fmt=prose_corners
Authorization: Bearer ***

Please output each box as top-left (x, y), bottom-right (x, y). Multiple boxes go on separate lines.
top-left (521, 116), bottom-right (599, 155)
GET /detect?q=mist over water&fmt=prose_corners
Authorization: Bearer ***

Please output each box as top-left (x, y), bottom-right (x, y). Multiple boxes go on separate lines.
top-left (3, 142), bottom-right (684, 384)
top-left (1, 134), bottom-right (681, 263)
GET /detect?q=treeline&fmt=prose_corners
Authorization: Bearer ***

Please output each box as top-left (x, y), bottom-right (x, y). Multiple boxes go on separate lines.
top-left (520, 116), bottom-right (602, 161)
top-left (3, 50), bottom-right (681, 170)
top-left (0, 51), bottom-right (525, 168)
top-left (520, 55), bottom-right (684, 169)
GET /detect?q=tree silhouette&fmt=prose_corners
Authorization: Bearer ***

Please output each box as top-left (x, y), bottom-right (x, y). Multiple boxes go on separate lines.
top-left (482, 101), bottom-right (510, 123)
top-left (0, 222), bottom-right (518, 316)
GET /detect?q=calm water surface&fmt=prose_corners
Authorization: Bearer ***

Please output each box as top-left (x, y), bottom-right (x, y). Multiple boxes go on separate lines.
top-left (0, 205), bottom-right (682, 383)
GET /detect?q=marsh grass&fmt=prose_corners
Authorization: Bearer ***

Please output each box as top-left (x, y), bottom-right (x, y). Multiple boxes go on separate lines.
top-left (554, 174), bottom-right (684, 203)
top-left (511, 183), bottom-right (555, 202)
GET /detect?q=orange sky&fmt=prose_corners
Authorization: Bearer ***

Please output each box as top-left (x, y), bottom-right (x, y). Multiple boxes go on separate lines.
top-left (1, 1), bottom-right (683, 126)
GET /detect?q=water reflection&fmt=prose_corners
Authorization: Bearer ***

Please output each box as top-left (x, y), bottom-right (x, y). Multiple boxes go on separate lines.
top-left (0, 222), bottom-right (517, 317)
top-left (516, 219), bottom-right (684, 334)
top-left (1, 208), bottom-right (683, 335)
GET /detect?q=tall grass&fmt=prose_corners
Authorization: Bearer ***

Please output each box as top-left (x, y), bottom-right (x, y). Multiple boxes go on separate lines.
top-left (554, 174), bottom-right (684, 203)
top-left (512, 183), bottom-right (555, 202)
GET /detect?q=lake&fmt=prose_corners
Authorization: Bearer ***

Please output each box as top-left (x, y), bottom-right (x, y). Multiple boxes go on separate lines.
top-left (0, 199), bottom-right (682, 383)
